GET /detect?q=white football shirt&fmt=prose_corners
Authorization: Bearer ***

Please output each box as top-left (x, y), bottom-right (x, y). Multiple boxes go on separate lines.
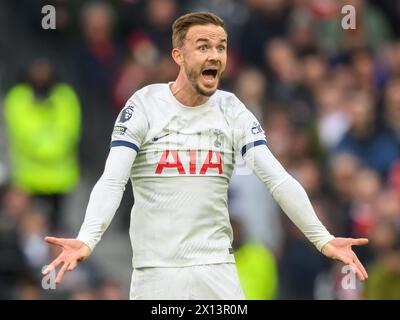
top-left (110, 83), bottom-right (266, 268)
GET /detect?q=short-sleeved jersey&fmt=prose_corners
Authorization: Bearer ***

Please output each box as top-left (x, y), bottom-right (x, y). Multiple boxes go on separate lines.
top-left (111, 83), bottom-right (265, 268)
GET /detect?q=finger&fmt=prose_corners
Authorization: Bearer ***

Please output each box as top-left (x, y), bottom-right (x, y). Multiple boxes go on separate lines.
top-left (354, 257), bottom-right (368, 279)
top-left (350, 262), bottom-right (365, 281)
top-left (337, 256), bottom-right (365, 281)
top-left (351, 238), bottom-right (369, 246)
top-left (42, 257), bottom-right (63, 275)
top-left (45, 236), bottom-right (64, 247)
top-left (56, 262), bottom-right (69, 284)
top-left (67, 260), bottom-right (78, 271)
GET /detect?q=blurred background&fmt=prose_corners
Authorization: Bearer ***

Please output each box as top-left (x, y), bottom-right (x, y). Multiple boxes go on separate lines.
top-left (1, 0), bottom-right (400, 300)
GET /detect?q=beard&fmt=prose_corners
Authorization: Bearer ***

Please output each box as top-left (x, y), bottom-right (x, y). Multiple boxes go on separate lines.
top-left (184, 61), bottom-right (219, 97)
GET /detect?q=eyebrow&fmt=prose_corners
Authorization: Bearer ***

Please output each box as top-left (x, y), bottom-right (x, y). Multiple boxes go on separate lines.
top-left (196, 38), bottom-right (227, 44)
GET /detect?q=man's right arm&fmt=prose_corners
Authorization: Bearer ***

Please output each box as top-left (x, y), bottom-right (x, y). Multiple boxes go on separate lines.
top-left (76, 95), bottom-right (148, 250)
top-left (43, 95), bottom-right (148, 283)
top-left (76, 92), bottom-right (149, 245)
top-left (41, 147), bottom-right (136, 283)
top-left (76, 146), bottom-right (137, 251)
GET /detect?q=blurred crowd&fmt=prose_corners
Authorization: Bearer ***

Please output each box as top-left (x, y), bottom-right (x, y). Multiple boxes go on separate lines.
top-left (1, 0), bottom-right (400, 299)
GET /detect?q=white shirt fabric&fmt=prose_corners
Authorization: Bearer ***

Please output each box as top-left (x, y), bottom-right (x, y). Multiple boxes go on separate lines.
top-left (77, 83), bottom-right (334, 268)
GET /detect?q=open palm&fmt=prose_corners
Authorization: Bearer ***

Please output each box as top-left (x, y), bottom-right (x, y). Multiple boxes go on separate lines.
top-left (322, 237), bottom-right (369, 281)
top-left (42, 237), bottom-right (91, 284)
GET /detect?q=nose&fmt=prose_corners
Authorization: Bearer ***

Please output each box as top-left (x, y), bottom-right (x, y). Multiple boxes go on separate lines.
top-left (207, 47), bottom-right (220, 62)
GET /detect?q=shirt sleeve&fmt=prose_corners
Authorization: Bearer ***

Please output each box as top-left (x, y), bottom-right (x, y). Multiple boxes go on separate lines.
top-left (232, 97), bottom-right (266, 157)
top-left (243, 143), bottom-right (335, 252)
top-left (76, 146), bottom-right (137, 251)
top-left (76, 95), bottom-right (146, 251)
top-left (110, 94), bottom-right (149, 152)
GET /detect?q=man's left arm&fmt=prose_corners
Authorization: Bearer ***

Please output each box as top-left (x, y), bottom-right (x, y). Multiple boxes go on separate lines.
top-left (232, 97), bottom-right (368, 281)
top-left (243, 143), bottom-right (368, 280)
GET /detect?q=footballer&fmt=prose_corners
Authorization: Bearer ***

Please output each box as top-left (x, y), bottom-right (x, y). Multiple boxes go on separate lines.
top-left (43, 12), bottom-right (368, 300)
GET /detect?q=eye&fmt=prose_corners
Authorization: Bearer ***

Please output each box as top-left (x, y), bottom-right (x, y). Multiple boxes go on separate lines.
top-left (217, 45), bottom-right (226, 53)
top-left (198, 45), bottom-right (208, 52)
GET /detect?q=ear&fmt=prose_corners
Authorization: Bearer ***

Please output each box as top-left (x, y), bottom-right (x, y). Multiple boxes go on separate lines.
top-left (171, 47), bottom-right (184, 66)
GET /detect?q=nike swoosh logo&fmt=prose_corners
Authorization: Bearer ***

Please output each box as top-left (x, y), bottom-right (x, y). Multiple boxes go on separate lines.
top-left (152, 133), bottom-right (171, 142)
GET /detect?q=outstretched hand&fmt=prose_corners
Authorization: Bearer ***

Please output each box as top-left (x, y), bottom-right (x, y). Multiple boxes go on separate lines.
top-left (322, 237), bottom-right (369, 281)
top-left (42, 237), bottom-right (91, 284)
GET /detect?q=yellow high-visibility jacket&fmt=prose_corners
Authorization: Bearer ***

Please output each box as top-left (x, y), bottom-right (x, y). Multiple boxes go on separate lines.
top-left (4, 83), bottom-right (81, 194)
top-left (235, 242), bottom-right (278, 300)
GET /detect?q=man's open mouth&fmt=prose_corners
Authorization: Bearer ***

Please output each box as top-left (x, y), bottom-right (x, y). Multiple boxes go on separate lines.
top-left (201, 69), bottom-right (218, 82)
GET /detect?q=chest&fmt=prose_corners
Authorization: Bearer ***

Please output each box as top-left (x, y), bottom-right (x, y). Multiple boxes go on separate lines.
top-left (136, 106), bottom-right (236, 176)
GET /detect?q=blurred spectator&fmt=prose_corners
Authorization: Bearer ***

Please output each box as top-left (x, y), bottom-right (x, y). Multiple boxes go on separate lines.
top-left (350, 49), bottom-right (378, 94)
top-left (143, 0), bottom-right (177, 52)
top-left (111, 32), bottom-right (159, 111)
top-left (383, 77), bottom-right (400, 141)
top-left (18, 207), bottom-right (50, 271)
top-left (300, 52), bottom-right (328, 95)
top-left (78, 1), bottom-right (120, 99)
top-left (234, 67), bottom-right (267, 121)
top-left (239, 0), bottom-right (290, 68)
top-left (384, 41), bottom-right (400, 78)
top-left (314, 78), bottom-right (350, 150)
top-left (350, 168), bottom-right (381, 239)
top-left (264, 39), bottom-right (313, 126)
top-left (327, 153), bottom-right (360, 235)
top-left (373, 189), bottom-right (400, 225)
top-left (330, 65), bottom-right (358, 95)
top-left (263, 107), bottom-right (294, 167)
top-left (231, 217), bottom-right (278, 300)
top-left (287, 1), bottom-right (318, 55)
top-left (3, 58), bottom-right (81, 232)
top-left (346, 168), bottom-right (381, 264)
top-left (0, 186), bottom-right (30, 299)
top-left (334, 89), bottom-right (399, 177)
top-left (328, 154), bottom-right (360, 202)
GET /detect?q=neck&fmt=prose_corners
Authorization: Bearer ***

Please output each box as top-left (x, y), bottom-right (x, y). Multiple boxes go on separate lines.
top-left (170, 70), bottom-right (209, 107)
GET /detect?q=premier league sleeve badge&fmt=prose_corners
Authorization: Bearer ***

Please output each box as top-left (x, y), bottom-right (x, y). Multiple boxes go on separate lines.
top-left (119, 105), bottom-right (135, 123)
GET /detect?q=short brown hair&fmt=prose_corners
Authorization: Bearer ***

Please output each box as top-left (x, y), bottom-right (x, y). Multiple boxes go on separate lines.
top-left (172, 12), bottom-right (225, 48)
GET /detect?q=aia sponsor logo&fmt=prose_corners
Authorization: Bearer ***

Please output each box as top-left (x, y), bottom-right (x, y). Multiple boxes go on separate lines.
top-left (155, 150), bottom-right (222, 175)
